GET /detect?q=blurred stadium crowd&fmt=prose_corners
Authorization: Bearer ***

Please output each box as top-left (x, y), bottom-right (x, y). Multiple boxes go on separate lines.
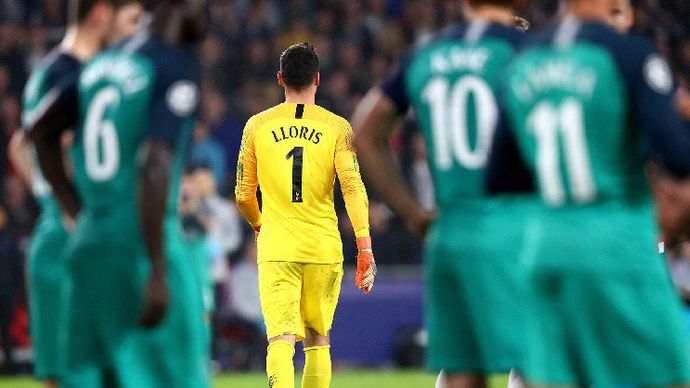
top-left (1, 0), bottom-right (690, 373)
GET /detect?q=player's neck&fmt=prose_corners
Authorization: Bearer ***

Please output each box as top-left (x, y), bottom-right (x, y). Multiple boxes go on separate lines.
top-left (60, 25), bottom-right (102, 62)
top-left (284, 89), bottom-right (316, 106)
top-left (469, 5), bottom-right (515, 26)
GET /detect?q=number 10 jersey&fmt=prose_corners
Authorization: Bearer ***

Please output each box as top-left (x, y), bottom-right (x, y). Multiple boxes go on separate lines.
top-left (381, 21), bottom-right (526, 211)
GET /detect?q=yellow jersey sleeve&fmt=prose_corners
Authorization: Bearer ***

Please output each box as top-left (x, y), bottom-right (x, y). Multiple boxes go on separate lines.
top-left (235, 116), bottom-right (262, 228)
top-left (334, 119), bottom-right (370, 238)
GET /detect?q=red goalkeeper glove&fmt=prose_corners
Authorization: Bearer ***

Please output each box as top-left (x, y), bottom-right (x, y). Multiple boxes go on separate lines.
top-left (355, 237), bottom-right (377, 294)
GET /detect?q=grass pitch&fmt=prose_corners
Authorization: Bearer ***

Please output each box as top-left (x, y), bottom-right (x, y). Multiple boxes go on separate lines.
top-left (0, 370), bottom-right (509, 387)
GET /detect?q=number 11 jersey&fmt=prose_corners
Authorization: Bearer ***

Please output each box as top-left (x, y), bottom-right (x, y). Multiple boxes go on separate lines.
top-left (236, 103), bottom-right (369, 264)
top-left (501, 20), bottom-right (690, 273)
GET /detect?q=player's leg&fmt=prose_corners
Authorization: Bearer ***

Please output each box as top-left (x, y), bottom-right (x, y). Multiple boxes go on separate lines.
top-left (302, 328), bottom-right (331, 388)
top-left (444, 374), bottom-right (486, 388)
top-left (27, 222), bottom-right (69, 386)
top-left (258, 262), bottom-right (305, 388)
top-left (425, 226), bottom-right (489, 388)
top-left (300, 263), bottom-right (343, 388)
top-left (564, 270), bottom-right (690, 386)
top-left (114, 234), bottom-right (210, 388)
top-left (267, 334), bottom-right (297, 388)
top-left (508, 368), bottom-right (526, 388)
top-left (60, 239), bottom-right (106, 388)
top-left (519, 267), bottom-right (577, 386)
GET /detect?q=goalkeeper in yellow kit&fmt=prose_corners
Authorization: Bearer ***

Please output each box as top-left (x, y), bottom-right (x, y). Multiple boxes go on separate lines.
top-left (235, 42), bottom-right (376, 388)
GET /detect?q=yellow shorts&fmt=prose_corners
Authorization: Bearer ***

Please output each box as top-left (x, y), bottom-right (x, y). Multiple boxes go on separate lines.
top-left (258, 262), bottom-right (343, 341)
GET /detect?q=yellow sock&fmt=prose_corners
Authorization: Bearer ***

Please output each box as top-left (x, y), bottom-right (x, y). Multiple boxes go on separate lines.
top-left (266, 340), bottom-right (295, 388)
top-left (302, 345), bottom-right (332, 388)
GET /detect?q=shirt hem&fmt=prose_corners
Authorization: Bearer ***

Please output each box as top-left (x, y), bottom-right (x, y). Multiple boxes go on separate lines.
top-left (257, 256), bottom-right (344, 265)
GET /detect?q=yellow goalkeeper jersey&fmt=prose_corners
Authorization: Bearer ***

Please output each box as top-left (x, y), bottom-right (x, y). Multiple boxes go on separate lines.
top-left (235, 102), bottom-right (370, 264)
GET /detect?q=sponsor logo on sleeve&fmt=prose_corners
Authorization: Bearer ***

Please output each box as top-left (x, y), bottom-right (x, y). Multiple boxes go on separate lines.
top-left (166, 80), bottom-right (199, 117)
top-left (643, 54), bottom-right (673, 95)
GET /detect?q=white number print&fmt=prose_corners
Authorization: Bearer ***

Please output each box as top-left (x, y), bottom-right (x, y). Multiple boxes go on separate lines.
top-left (528, 98), bottom-right (595, 206)
top-left (84, 87), bottom-right (121, 181)
top-left (422, 76), bottom-right (498, 171)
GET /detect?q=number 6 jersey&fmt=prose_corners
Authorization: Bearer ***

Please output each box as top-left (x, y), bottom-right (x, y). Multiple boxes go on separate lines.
top-left (71, 35), bottom-right (200, 217)
top-left (235, 103), bottom-right (370, 264)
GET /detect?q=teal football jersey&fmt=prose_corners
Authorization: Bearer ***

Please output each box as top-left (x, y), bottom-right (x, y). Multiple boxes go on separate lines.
top-left (502, 20), bottom-right (690, 209)
top-left (382, 21), bottom-right (526, 210)
top-left (506, 29), bottom-right (639, 207)
top-left (493, 20), bottom-right (690, 273)
top-left (72, 36), bottom-right (200, 219)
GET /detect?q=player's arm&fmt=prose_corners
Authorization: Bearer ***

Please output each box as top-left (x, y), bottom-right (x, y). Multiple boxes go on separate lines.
top-left (234, 117), bottom-right (262, 236)
top-left (138, 139), bottom-right (171, 327)
top-left (9, 131), bottom-right (34, 185)
top-left (486, 113), bottom-right (535, 195)
top-left (630, 46), bottom-right (690, 177)
top-left (628, 44), bottom-right (690, 243)
top-left (25, 79), bottom-right (82, 219)
top-left (335, 120), bottom-right (375, 294)
top-left (352, 90), bottom-right (435, 236)
top-left (138, 74), bottom-right (200, 327)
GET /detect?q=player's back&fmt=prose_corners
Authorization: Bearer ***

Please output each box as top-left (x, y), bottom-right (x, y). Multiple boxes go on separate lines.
top-left (399, 21), bottom-right (524, 212)
top-left (73, 35), bottom-right (198, 232)
top-left (506, 19), bottom-right (652, 210)
top-left (245, 103), bottom-right (349, 263)
top-left (22, 49), bottom-right (81, 219)
top-left (504, 19), bottom-right (676, 273)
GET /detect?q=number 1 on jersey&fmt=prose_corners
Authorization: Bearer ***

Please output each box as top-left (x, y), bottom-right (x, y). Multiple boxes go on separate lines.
top-left (286, 146), bottom-right (304, 203)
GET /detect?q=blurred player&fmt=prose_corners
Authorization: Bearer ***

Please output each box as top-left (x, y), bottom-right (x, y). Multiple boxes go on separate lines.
top-left (353, 1), bottom-right (531, 387)
top-left (235, 42), bottom-right (375, 388)
top-left (603, 0), bottom-right (690, 251)
top-left (10, 1), bottom-right (142, 387)
top-left (489, 0), bottom-right (690, 385)
top-left (26, 1), bottom-right (209, 387)
top-left (607, 0), bottom-right (633, 33)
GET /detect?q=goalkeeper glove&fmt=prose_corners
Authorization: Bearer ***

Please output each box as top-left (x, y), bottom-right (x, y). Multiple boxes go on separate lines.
top-left (253, 225), bottom-right (261, 241)
top-left (355, 237), bottom-right (377, 294)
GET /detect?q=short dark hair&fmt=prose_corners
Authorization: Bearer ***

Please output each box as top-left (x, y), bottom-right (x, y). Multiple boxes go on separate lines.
top-left (70, 0), bottom-right (140, 24)
top-left (467, 0), bottom-right (516, 7)
top-left (280, 43), bottom-right (319, 91)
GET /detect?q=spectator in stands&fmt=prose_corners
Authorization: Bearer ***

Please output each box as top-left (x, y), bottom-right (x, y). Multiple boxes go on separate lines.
top-left (3, 176), bottom-right (36, 238)
top-left (220, 238), bottom-right (265, 371)
top-left (0, 203), bottom-right (20, 374)
top-left (199, 88), bottom-right (244, 190)
top-left (194, 167), bottom-right (243, 263)
top-left (225, 239), bottom-right (261, 327)
top-left (189, 122), bottom-right (228, 192)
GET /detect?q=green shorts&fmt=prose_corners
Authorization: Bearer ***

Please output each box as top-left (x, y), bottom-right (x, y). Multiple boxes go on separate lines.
top-left (521, 207), bottom-right (690, 386)
top-left (61, 215), bottom-right (208, 388)
top-left (182, 235), bottom-right (213, 367)
top-left (27, 216), bottom-right (68, 380)
top-left (425, 200), bottom-right (529, 374)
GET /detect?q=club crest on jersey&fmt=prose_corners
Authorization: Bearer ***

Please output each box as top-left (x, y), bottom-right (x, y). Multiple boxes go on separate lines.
top-left (167, 80), bottom-right (199, 117)
top-left (272, 126), bottom-right (322, 144)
